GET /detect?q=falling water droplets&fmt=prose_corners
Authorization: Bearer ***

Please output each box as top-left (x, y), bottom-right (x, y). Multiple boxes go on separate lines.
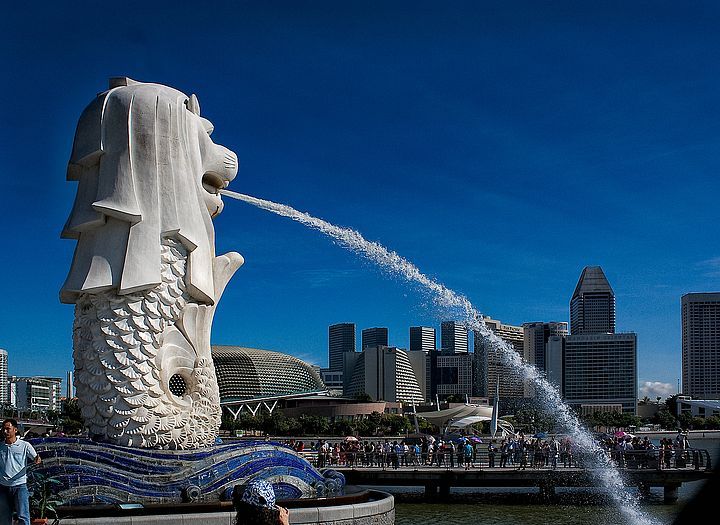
top-left (220, 189), bottom-right (658, 525)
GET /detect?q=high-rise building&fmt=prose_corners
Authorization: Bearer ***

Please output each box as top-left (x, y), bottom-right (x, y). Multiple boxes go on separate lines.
top-left (0, 349), bottom-right (7, 405)
top-left (319, 369), bottom-right (344, 394)
top-left (410, 326), bottom-right (436, 353)
top-left (523, 322), bottom-right (568, 371)
top-left (441, 321), bottom-right (468, 353)
top-left (570, 266), bottom-right (616, 335)
top-left (8, 376), bottom-right (63, 412)
top-left (474, 316), bottom-right (525, 398)
top-left (328, 323), bottom-right (356, 372)
top-left (546, 335), bottom-right (564, 390)
top-left (405, 350), bottom-right (430, 402)
top-left (563, 333), bottom-right (637, 413)
top-left (66, 371), bottom-right (75, 399)
top-left (361, 327), bottom-right (389, 350)
top-left (343, 346), bottom-right (423, 403)
top-left (410, 326), bottom-right (435, 400)
top-left (563, 267), bottom-right (637, 414)
top-left (431, 352), bottom-right (476, 398)
top-left (682, 293), bottom-right (720, 399)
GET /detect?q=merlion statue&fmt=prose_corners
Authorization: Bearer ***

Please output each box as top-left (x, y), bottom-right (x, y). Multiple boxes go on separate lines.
top-left (60, 78), bottom-right (243, 448)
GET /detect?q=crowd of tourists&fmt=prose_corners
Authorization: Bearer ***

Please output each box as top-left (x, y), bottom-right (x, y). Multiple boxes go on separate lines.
top-left (280, 434), bottom-right (576, 470)
top-left (279, 431), bottom-right (702, 471)
top-left (598, 431), bottom-right (699, 469)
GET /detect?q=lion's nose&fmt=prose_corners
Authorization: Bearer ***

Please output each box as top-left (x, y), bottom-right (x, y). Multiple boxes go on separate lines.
top-left (223, 149), bottom-right (238, 180)
top-left (204, 145), bottom-right (238, 184)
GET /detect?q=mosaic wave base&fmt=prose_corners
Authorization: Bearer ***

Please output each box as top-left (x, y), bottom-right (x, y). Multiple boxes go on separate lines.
top-left (29, 437), bottom-right (328, 505)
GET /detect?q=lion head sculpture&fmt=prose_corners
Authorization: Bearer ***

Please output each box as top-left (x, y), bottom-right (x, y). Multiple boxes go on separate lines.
top-left (60, 77), bottom-right (238, 305)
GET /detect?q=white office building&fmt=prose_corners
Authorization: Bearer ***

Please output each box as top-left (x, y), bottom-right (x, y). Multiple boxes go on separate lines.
top-left (343, 346), bottom-right (423, 403)
top-left (9, 376), bottom-right (63, 412)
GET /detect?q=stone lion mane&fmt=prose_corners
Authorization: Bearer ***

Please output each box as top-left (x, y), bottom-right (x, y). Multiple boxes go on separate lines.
top-left (61, 78), bottom-right (230, 305)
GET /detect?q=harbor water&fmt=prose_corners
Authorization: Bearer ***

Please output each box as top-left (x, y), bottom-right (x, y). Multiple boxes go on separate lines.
top-left (394, 494), bottom-right (689, 525)
top-left (393, 432), bottom-right (719, 525)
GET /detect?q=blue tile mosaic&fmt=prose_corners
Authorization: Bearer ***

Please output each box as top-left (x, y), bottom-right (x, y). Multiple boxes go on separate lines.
top-left (28, 437), bottom-right (335, 506)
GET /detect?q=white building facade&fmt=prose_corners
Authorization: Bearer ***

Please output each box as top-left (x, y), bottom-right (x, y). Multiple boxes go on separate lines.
top-left (8, 376), bottom-right (63, 412)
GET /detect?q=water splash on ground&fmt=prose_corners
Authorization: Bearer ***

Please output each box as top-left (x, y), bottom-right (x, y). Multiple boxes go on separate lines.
top-left (221, 189), bottom-right (657, 525)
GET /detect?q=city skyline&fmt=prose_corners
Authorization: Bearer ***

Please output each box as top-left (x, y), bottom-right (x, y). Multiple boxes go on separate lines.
top-left (3, 2), bottom-right (720, 400)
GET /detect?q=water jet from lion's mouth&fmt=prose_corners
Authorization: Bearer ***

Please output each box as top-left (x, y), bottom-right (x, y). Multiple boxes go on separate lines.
top-left (219, 188), bottom-right (658, 525)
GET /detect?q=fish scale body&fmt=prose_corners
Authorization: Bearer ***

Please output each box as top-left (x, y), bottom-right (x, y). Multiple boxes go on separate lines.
top-left (72, 238), bottom-right (221, 448)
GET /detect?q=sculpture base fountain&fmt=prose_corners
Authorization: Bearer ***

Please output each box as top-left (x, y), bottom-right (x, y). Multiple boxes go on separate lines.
top-left (54, 78), bottom-right (395, 524)
top-left (31, 437), bottom-right (394, 524)
top-left (53, 489), bottom-right (394, 525)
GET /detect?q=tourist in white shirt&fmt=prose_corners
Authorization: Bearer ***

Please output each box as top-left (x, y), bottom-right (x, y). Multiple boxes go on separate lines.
top-left (0, 418), bottom-right (41, 525)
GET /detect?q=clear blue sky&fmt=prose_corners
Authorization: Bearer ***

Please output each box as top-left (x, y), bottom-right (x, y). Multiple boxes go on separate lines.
top-left (2, 1), bottom-right (719, 400)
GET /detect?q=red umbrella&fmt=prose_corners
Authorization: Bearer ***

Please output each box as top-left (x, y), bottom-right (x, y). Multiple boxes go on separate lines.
top-left (614, 431), bottom-right (627, 438)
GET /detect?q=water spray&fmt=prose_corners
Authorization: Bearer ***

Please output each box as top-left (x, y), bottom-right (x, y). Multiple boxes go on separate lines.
top-left (221, 189), bottom-right (657, 525)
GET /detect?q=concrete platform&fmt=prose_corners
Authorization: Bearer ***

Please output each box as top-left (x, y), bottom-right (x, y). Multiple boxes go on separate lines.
top-left (56, 490), bottom-right (395, 525)
top-left (338, 465), bottom-right (713, 503)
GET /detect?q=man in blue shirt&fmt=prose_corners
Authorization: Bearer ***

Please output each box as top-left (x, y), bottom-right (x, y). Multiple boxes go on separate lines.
top-left (0, 418), bottom-right (41, 525)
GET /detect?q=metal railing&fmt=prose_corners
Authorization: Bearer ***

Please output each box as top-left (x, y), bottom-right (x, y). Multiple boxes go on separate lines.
top-left (293, 447), bottom-right (712, 471)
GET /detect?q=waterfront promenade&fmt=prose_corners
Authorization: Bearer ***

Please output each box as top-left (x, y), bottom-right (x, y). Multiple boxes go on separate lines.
top-left (300, 449), bottom-right (714, 504)
top-left (336, 463), bottom-right (712, 503)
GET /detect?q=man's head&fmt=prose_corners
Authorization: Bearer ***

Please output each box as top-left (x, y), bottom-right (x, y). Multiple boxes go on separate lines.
top-left (2, 419), bottom-right (18, 441)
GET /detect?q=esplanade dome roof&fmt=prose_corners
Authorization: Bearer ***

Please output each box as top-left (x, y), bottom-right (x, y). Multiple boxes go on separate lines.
top-left (211, 345), bottom-right (327, 401)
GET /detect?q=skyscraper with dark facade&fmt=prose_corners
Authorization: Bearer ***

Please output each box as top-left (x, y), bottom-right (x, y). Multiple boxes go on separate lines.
top-left (563, 333), bottom-right (637, 413)
top-left (409, 327), bottom-right (435, 400)
top-left (682, 292), bottom-right (720, 399)
top-left (361, 327), bottom-right (389, 350)
top-left (570, 266), bottom-right (616, 335)
top-left (563, 266), bottom-right (637, 414)
top-left (523, 322), bottom-right (568, 371)
top-left (410, 326), bottom-right (436, 353)
top-left (328, 323), bottom-right (355, 372)
top-left (441, 321), bottom-right (468, 353)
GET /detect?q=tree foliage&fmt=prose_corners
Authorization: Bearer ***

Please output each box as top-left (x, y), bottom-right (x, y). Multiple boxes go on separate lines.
top-left (220, 409), bottom-right (417, 437)
top-left (654, 407), bottom-right (678, 430)
top-left (354, 393), bottom-right (373, 402)
top-left (580, 410), bottom-right (642, 430)
top-left (513, 407), bottom-right (557, 433)
top-left (60, 398), bottom-right (84, 434)
top-left (445, 394), bottom-right (465, 403)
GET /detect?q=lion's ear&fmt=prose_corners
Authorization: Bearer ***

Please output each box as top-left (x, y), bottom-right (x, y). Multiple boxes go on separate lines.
top-left (186, 94), bottom-right (201, 115)
top-left (187, 94), bottom-right (214, 134)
